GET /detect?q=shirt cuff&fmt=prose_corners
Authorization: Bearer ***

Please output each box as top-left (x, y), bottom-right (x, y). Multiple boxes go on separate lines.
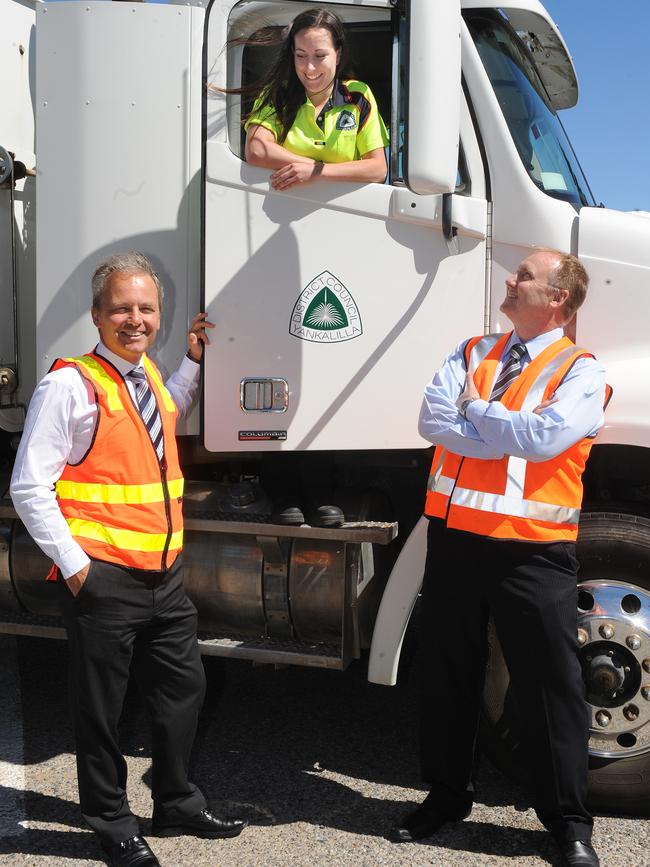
top-left (465, 398), bottom-right (489, 424)
top-left (180, 354), bottom-right (201, 375)
top-left (59, 546), bottom-right (92, 580)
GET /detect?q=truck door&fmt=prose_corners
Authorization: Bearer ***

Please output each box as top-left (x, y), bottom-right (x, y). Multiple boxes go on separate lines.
top-left (203, 0), bottom-right (488, 453)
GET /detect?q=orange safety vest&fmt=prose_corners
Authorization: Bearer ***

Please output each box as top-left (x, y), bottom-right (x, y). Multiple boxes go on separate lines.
top-left (52, 351), bottom-right (184, 571)
top-left (424, 332), bottom-right (609, 543)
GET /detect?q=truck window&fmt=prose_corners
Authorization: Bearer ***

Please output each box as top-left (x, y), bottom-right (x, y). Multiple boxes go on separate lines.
top-left (223, 1), bottom-right (469, 191)
top-left (465, 10), bottom-right (595, 207)
top-left (224, 2), bottom-right (392, 167)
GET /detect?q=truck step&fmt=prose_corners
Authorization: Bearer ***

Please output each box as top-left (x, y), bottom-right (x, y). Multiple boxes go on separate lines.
top-left (0, 612), bottom-right (346, 668)
top-left (197, 633), bottom-right (346, 669)
top-left (1, 500), bottom-right (397, 544)
top-left (185, 512), bottom-right (398, 544)
top-left (0, 610), bottom-right (66, 640)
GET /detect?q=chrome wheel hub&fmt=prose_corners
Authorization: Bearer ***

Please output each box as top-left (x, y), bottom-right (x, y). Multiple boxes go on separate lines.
top-left (577, 579), bottom-right (650, 758)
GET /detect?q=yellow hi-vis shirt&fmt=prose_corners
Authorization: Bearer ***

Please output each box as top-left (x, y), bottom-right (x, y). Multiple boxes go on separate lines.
top-left (244, 79), bottom-right (389, 163)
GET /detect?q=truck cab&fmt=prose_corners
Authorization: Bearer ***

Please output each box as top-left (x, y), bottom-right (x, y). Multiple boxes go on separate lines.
top-left (2, 0), bottom-right (649, 816)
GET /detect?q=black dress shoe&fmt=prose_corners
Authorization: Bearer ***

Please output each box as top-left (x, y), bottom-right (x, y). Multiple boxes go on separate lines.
top-left (104, 836), bottom-right (160, 867)
top-left (152, 808), bottom-right (248, 839)
top-left (559, 840), bottom-right (600, 867)
top-left (388, 802), bottom-right (471, 843)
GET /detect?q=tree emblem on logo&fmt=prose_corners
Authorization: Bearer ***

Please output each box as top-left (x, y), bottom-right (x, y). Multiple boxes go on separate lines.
top-left (289, 271), bottom-right (362, 343)
top-left (304, 289), bottom-right (347, 330)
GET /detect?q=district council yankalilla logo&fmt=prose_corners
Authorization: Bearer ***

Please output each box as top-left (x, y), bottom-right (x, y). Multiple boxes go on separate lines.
top-left (289, 271), bottom-right (363, 343)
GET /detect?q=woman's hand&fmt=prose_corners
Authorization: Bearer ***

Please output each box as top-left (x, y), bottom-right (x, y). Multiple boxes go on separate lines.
top-left (270, 160), bottom-right (322, 190)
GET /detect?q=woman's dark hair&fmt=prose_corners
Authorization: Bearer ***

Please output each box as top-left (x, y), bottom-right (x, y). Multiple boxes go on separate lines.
top-left (226, 8), bottom-right (351, 144)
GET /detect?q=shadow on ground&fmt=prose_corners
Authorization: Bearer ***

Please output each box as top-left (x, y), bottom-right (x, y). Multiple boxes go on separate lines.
top-left (0, 636), bottom-right (559, 864)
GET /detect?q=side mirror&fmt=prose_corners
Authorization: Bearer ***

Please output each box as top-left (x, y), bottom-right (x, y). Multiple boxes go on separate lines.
top-left (406, 0), bottom-right (461, 195)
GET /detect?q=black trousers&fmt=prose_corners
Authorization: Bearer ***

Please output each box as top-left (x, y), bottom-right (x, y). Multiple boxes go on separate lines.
top-left (56, 555), bottom-right (207, 846)
top-left (419, 518), bottom-right (593, 843)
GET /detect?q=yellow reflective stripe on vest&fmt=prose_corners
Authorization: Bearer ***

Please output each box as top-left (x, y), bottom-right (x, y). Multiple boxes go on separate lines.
top-left (56, 477), bottom-right (184, 504)
top-left (66, 518), bottom-right (183, 552)
top-left (63, 356), bottom-right (124, 411)
top-left (143, 356), bottom-right (176, 413)
top-left (449, 487), bottom-right (580, 525)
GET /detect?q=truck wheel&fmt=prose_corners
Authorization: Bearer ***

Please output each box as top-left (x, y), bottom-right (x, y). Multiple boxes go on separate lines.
top-left (481, 510), bottom-right (650, 816)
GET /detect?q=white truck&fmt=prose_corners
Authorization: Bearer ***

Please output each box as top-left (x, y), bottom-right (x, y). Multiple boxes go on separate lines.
top-left (2, 0), bottom-right (649, 816)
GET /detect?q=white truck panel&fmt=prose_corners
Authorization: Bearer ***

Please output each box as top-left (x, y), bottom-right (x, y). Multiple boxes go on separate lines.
top-left (578, 206), bottom-right (650, 448)
top-left (35, 2), bottom-right (203, 431)
top-left (1, 0), bottom-right (35, 162)
top-left (1, 0), bottom-right (36, 425)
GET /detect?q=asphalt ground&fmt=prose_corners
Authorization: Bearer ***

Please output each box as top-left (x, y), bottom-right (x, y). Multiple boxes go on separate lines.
top-left (0, 634), bottom-right (648, 866)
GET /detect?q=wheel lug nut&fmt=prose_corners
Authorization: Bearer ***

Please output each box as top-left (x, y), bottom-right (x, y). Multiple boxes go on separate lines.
top-left (577, 629), bottom-right (588, 646)
top-left (595, 710), bottom-right (611, 727)
top-left (642, 687), bottom-right (650, 701)
top-left (627, 635), bottom-right (641, 650)
top-left (643, 659), bottom-right (650, 673)
top-left (599, 623), bottom-right (615, 639)
top-left (623, 704), bottom-right (639, 721)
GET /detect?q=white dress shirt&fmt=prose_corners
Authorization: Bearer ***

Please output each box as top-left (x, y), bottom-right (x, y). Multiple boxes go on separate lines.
top-left (418, 327), bottom-right (607, 461)
top-left (10, 342), bottom-right (200, 580)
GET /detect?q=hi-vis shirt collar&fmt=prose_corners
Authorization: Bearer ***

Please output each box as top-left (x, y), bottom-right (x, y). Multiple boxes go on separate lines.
top-left (314, 79), bottom-right (349, 129)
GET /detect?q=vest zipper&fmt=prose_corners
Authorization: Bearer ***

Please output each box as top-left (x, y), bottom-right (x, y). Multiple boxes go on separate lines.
top-left (125, 370), bottom-right (173, 571)
top-left (160, 455), bottom-right (172, 572)
top-left (445, 456), bottom-right (465, 523)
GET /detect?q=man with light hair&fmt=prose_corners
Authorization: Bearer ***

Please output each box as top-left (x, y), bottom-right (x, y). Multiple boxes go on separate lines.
top-left (390, 250), bottom-right (608, 867)
top-left (11, 252), bottom-right (247, 866)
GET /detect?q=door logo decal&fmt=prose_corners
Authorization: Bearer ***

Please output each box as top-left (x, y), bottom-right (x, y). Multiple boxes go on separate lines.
top-left (289, 271), bottom-right (363, 343)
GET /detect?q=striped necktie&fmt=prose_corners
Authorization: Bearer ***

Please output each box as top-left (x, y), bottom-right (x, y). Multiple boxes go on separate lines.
top-left (127, 368), bottom-right (164, 461)
top-left (489, 342), bottom-right (526, 402)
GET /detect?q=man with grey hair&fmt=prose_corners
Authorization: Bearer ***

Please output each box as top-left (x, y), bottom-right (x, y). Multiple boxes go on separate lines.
top-left (11, 252), bottom-right (247, 866)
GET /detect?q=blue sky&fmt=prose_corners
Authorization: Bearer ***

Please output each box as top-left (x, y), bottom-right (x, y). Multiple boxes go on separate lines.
top-left (543, 0), bottom-right (650, 212)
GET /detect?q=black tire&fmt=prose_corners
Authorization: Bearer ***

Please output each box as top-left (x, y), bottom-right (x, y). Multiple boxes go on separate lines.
top-left (481, 510), bottom-right (650, 817)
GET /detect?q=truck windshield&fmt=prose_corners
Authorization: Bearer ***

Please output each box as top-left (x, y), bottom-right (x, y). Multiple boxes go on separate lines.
top-left (466, 11), bottom-right (595, 207)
